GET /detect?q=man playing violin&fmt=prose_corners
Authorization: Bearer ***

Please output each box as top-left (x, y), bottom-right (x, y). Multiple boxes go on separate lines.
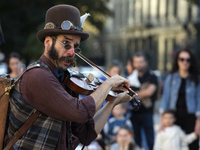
top-left (4, 4), bottom-right (133, 150)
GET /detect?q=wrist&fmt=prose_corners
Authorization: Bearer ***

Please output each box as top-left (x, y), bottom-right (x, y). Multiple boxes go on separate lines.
top-left (104, 80), bottom-right (113, 89)
top-left (107, 99), bottom-right (116, 108)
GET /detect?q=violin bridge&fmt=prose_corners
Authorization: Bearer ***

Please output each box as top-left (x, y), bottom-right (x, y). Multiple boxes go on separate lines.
top-left (87, 73), bottom-right (94, 83)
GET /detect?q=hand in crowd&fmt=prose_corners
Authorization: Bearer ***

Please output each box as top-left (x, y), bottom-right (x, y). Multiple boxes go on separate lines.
top-left (194, 119), bottom-right (200, 136)
top-left (158, 123), bottom-right (165, 132)
top-left (109, 135), bottom-right (116, 143)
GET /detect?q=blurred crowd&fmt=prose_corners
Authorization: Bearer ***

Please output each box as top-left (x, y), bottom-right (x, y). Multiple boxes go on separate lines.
top-left (77, 48), bottom-right (200, 150)
top-left (1, 47), bottom-right (200, 150)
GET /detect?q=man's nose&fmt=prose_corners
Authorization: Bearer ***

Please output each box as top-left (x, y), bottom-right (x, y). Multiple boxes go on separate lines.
top-left (67, 48), bottom-right (75, 56)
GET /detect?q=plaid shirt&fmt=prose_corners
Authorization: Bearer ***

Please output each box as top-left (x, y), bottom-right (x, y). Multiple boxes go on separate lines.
top-left (7, 85), bottom-right (62, 150)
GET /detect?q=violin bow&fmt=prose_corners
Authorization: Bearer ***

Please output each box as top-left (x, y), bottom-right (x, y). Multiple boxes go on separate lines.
top-left (75, 50), bottom-right (141, 110)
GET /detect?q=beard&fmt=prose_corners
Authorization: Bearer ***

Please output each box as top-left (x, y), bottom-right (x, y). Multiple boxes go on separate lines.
top-left (48, 44), bottom-right (76, 68)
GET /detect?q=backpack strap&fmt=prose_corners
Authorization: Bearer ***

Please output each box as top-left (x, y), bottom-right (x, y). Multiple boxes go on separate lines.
top-left (3, 62), bottom-right (44, 150)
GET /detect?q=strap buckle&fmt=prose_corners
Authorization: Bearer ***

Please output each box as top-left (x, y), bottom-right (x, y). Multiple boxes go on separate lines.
top-left (34, 110), bottom-right (42, 117)
top-left (5, 84), bottom-right (15, 95)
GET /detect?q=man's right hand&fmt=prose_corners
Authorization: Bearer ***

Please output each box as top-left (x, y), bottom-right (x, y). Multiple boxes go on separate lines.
top-left (106, 75), bottom-right (130, 91)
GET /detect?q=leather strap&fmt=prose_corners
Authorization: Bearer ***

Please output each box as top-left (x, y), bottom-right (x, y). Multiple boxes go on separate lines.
top-left (3, 110), bottom-right (42, 150)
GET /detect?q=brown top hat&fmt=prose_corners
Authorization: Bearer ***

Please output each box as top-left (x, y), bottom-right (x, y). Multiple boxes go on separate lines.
top-left (37, 4), bottom-right (89, 43)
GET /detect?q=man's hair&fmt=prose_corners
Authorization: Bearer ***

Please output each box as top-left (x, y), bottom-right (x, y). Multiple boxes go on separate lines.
top-left (132, 51), bottom-right (148, 62)
top-left (161, 109), bottom-right (176, 118)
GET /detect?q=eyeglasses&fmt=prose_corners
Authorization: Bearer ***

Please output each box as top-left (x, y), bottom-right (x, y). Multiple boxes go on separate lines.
top-left (178, 58), bottom-right (191, 63)
top-left (44, 21), bottom-right (83, 32)
top-left (51, 36), bottom-right (81, 53)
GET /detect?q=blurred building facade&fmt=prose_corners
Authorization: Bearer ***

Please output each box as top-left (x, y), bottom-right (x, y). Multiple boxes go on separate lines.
top-left (101, 0), bottom-right (200, 73)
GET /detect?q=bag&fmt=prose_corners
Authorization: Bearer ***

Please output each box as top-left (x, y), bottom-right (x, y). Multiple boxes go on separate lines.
top-left (0, 63), bottom-right (43, 150)
top-left (0, 74), bottom-right (14, 150)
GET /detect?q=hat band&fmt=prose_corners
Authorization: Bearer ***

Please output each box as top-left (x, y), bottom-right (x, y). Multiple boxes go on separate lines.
top-left (44, 21), bottom-right (83, 32)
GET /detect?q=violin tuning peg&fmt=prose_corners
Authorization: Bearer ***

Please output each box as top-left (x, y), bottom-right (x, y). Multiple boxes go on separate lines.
top-left (133, 97), bottom-right (141, 106)
top-left (133, 101), bottom-right (138, 107)
top-left (129, 99), bottom-right (140, 111)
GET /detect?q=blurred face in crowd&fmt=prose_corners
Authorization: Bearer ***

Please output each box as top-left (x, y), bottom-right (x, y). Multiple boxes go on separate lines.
top-left (133, 56), bottom-right (147, 73)
top-left (9, 57), bottom-right (21, 74)
top-left (109, 66), bottom-right (121, 76)
top-left (45, 34), bottom-right (80, 71)
top-left (112, 104), bottom-right (126, 119)
top-left (126, 60), bottom-right (134, 75)
top-left (177, 51), bottom-right (191, 72)
top-left (117, 128), bottom-right (132, 146)
top-left (161, 113), bottom-right (176, 127)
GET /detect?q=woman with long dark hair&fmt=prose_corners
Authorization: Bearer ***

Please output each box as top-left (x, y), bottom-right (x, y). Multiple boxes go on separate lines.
top-left (160, 48), bottom-right (200, 150)
top-left (7, 52), bottom-right (22, 79)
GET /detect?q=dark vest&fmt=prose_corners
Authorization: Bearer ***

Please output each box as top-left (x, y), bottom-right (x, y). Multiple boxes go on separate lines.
top-left (7, 62), bottom-right (63, 150)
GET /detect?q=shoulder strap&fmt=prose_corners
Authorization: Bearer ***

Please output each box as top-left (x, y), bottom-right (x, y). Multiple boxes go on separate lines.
top-left (3, 63), bottom-right (43, 150)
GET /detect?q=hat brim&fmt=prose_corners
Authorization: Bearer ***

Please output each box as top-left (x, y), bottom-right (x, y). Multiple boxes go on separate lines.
top-left (37, 29), bottom-right (89, 43)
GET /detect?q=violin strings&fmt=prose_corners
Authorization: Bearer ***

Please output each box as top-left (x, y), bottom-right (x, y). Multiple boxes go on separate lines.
top-left (75, 53), bottom-right (109, 79)
top-left (75, 53), bottom-right (139, 98)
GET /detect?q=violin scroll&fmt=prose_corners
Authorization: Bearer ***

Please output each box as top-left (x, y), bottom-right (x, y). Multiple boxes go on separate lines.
top-left (129, 97), bottom-right (141, 111)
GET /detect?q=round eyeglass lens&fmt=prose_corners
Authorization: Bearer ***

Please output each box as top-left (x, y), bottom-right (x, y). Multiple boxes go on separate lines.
top-left (62, 21), bottom-right (71, 30)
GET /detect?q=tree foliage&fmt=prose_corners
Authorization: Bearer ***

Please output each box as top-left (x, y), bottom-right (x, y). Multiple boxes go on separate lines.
top-left (0, 0), bottom-right (110, 64)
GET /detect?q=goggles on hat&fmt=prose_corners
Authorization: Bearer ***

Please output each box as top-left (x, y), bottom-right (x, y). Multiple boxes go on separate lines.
top-left (44, 20), bottom-right (83, 31)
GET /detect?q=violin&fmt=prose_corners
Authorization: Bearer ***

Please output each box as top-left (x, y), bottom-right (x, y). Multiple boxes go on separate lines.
top-left (65, 68), bottom-right (119, 101)
top-left (64, 50), bottom-right (141, 110)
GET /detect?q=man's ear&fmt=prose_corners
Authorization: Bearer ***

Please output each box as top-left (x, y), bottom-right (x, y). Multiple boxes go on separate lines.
top-left (44, 36), bottom-right (53, 50)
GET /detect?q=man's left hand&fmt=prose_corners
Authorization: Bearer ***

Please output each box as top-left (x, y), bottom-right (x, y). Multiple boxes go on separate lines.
top-left (111, 92), bottom-right (132, 106)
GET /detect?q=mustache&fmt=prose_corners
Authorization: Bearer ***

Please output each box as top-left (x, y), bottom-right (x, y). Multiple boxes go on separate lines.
top-left (59, 56), bottom-right (76, 67)
top-left (60, 56), bottom-right (74, 62)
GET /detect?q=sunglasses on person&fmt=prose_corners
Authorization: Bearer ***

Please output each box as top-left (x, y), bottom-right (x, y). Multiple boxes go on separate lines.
top-left (51, 36), bottom-right (81, 53)
top-left (44, 20), bottom-right (83, 31)
top-left (178, 58), bottom-right (191, 63)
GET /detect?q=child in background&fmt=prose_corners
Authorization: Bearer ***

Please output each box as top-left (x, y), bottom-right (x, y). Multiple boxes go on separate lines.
top-left (153, 109), bottom-right (198, 150)
top-left (107, 61), bottom-right (122, 76)
top-left (110, 126), bottom-right (141, 150)
top-left (107, 103), bottom-right (133, 144)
